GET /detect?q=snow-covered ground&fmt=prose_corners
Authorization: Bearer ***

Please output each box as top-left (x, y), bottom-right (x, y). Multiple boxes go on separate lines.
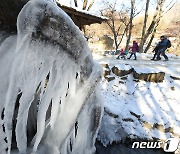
top-left (93, 53), bottom-right (180, 147)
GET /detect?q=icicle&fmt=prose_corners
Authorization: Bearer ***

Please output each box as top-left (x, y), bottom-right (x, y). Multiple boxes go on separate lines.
top-left (0, 0), bottom-right (103, 153)
top-left (15, 91), bottom-right (35, 153)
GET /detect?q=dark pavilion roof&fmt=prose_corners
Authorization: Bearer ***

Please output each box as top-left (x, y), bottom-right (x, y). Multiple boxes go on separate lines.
top-left (57, 4), bottom-right (107, 29)
top-left (0, 0), bottom-right (107, 30)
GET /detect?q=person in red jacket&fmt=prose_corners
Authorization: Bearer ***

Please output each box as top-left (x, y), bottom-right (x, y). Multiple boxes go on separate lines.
top-left (128, 41), bottom-right (138, 60)
top-left (116, 48), bottom-right (124, 59)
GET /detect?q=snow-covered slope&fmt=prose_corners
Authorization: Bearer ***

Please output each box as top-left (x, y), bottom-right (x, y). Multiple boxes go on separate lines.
top-left (95, 54), bottom-right (180, 147)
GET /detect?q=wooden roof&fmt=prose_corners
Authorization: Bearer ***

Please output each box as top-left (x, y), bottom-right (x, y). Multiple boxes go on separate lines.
top-left (58, 4), bottom-right (107, 29)
top-left (0, 0), bottom-right (107, 30)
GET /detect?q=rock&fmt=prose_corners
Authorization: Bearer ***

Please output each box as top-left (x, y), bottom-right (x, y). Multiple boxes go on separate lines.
top-left (103, 68), bottom-right (111, 77)
top-left (101, 63), bottom-right (111, 77)
top-left (101, 63), bottom-right (110, 69)
top-left (130, 111), bottom-right (140, 120)
top-left (143, 121), bottom-right (153, 130)
top-left (153, 123), bottom-right (165, 132)
top-left (121, 76), bottom-right (128, 80)
top-left (104, 76), bottom-right (115, 82)
top-left (170, 86), bottom-right (175, 91)
top-left (133, 79), bottom-right (139, 82)
top-left (133, 71), bottom-right (165, 83)
top-left (104, 108), bottom-right (119, 118)
top-left (112, 66), bottom-right (133, 77)
top-left (165, 127), bottom-right (174, 133)
top-left (170, 75), bottom-right (180, 80)
top-left (119, 81), bottom-right (125, 84)
top-left (103, 70), bottom-right (111, 77)
top-left (122, 118), bottom-right (134, 122)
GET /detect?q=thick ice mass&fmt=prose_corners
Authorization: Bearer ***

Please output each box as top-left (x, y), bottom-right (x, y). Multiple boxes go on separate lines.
top-left (0, 0), bottom-right (103, 153)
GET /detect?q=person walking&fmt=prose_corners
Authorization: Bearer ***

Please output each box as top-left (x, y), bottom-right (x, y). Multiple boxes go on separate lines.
top-left (128, 41), bottom-right (138, 60)
top-left (116, 48), bottom-right (124, 59)
top-left (151, 42), bottom-right (160, 60)
top-left (156, 35), bottom-right (170, 61)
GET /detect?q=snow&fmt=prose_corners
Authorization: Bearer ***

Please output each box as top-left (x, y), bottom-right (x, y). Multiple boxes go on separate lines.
top-left (73, 7), bottom-right (108, 20)
top-left (95, 53), bottom-right (180, 77)
top-left (56, 1), bottom-right (108, 20)
top-left (0, 0), bottom-right (103, 153)
top-left (95, 53), bottom-right (180, 146)
top-left (113, 64), bottom-right (132, 71)
top-left (133, 66), bottom-right (162, 74)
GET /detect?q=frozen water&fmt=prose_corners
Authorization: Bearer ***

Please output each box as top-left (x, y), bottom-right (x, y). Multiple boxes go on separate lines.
top-left (0, 0), bottom-right (103, 153)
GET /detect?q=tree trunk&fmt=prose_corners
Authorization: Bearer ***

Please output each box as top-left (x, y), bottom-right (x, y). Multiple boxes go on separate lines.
top-left (117, 26), bottom-right (128, 48)
top-left (125, 0), bottom-right (135, 52)
top-left (113, 31), bottom-right (119, 54)
top-left (144, 29), bottom-right (156, 53)
top-left (139, 0), bottom-right (150, 52)
top-left (74, 0), bottom-right (78, 7)
top-left (144, 3), bottom-right (163, 53)
top-left (83, 0), bottom-right (88, 10)
top-left (140, 0), bottom-right (165, 53)
top-left (87, 0), bottom-right (95, 11)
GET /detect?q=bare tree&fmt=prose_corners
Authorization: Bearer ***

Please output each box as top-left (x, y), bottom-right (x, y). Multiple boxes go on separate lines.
top-left (142, 0), bottom-right (165, 52)
top-left (138, 0), bottom-right (178, 52)
top-left (144, 29), bottom-right (156, 53)
top-left (143, 0), bottom-right (177, 52)
top-left (139, 0), bottom-right (150, 52)
top-left (82, 27), bottom-right (95, 41)
top-left (87, 0), bottom-right (96, 11)
top-left (73, 0), bottom-right (96, 11)
top-left (101, 1), bottom-right (130, 53)
top-left (83, 0), bottom-right (88, 10)
top-left (124, 0), bottom-right (135, 52)
top-left (72, 0), bottom-right (97, 36)
top-left (74, 0), bottom-right (78, 7)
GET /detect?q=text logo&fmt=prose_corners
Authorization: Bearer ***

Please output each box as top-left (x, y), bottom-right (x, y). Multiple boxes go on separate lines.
top-left (164, 138), bottom-right (179, 152)
top-left (132, 141), bottom-right (162, 149)
top-left (132, 138), bottom-right (179, 153)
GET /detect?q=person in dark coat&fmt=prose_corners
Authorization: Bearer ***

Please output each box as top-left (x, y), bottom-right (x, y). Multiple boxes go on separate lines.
top-left (151, 43), bottom-right (160, 60)
top-left (156, 36), bottom-right (169, 61)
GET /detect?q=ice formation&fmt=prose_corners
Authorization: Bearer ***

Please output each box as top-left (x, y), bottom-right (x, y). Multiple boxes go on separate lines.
top-left (0, 0), bottom-right (103, 153)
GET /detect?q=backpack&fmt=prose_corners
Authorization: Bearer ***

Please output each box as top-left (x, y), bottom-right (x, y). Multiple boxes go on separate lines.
top-left (166, 39), bottom-right (171, 48)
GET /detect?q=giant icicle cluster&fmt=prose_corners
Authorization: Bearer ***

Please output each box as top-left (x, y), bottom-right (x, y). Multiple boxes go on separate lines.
top-left (0, 0), bottom-right (103, 153)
